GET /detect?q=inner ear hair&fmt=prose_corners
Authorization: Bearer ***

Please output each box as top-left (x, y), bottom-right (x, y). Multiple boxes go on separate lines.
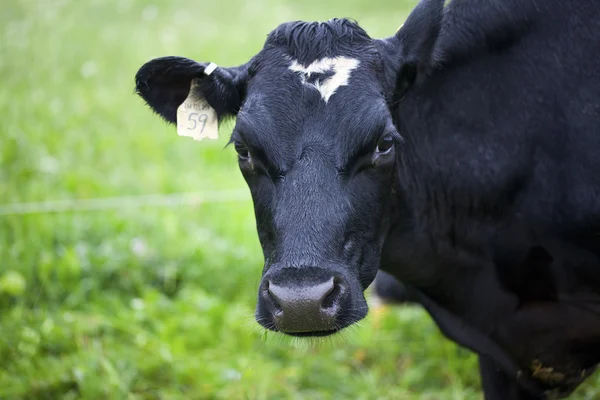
top-left (197, 65), bottom-right (247, 123)
top-left (389, 0), bottom-right (445, 100)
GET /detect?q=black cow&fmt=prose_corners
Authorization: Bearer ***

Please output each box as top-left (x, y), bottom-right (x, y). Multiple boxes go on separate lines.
top-left (372, 270), bottom-right (415, 305)
top-left (134, 0), bottom-right (600, 398)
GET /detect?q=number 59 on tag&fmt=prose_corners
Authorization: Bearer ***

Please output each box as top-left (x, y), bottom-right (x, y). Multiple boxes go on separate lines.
top-left (187, 113), bottom-right (207, 133)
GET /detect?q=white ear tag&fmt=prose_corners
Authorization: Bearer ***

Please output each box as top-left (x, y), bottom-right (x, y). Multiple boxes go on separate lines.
top-left (176, 63), bottom-right (219, 141)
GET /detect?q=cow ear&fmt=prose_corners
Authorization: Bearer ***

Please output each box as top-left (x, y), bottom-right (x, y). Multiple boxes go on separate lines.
top-left (380, 0), bottom-right (444, 100)
top-left (134, 56), bottom-right (249, 125)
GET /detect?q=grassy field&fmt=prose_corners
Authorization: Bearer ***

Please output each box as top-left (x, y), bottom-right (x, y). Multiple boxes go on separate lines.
top-left (1, 0), bottom-right (598, 399)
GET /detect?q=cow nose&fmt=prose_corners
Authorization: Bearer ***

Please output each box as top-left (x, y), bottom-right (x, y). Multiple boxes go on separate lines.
top-left (264, 276), bottom-right (346, 333)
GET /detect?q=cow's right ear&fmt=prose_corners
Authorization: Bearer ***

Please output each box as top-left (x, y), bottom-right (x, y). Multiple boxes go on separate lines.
top-left (378, 0), bottom-right (444, 101)
top-left (134, 56), bottom-right (249, 125)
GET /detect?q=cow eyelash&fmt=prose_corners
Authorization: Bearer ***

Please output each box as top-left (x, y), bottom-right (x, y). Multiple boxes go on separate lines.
top-left (234, 140), bottom-right (251, 161)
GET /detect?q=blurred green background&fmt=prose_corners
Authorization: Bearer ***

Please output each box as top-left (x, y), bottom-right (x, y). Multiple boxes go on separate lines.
top-left (1, 0), bottom-right (598, 399)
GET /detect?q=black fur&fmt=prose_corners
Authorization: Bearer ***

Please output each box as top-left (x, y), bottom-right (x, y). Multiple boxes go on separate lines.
top-left (371, 270), bottom-right (416, 304)
top-left (134, 1), bottom-right (600, 398)
top-left (264, 19), bottom-right (371, 63)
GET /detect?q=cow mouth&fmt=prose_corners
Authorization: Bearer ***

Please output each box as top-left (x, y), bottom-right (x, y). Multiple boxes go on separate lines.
top-left (257, 306), bottom-right (368, 338)
top-left (283, 329), bottom-right (341, 338)
top-left (257, 318), bottom-right (345, 337)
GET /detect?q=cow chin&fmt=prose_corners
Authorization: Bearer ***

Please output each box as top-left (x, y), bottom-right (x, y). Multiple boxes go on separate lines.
top-left (254, 265), bottom-right (370, 337)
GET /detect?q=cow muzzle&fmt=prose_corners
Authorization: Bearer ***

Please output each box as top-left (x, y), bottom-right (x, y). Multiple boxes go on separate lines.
top-left (256, 266), bottom-right (366, 336)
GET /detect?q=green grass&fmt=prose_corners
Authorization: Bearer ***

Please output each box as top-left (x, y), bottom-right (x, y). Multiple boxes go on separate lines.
top-left (0, 0), bottom-right (598, 399)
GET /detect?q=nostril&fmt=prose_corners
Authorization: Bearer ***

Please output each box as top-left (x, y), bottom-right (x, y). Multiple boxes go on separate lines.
top-left (265, 280), bottom-right (283, 313)
top-left (321, 276), bottom-right (344, 309)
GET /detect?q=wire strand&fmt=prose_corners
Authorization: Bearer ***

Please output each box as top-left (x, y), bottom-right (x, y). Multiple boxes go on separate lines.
top-left (0, 189), bottom-right (251, 216)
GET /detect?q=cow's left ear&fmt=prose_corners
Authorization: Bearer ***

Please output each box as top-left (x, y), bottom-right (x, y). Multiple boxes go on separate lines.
top-left (134, 56), bottom-right (249, 125)
top-left (378, 0), bottom-right (444, 100)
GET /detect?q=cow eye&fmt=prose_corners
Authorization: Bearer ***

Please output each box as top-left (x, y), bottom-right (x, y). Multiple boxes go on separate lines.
top-left (234, 141), bottom-right (250, 161)
top-left (376, 135), bottom-right (394, 154)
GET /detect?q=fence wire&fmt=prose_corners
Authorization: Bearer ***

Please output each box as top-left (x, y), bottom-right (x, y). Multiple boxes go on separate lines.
top-left (0, 189), bottom-right (252, 216)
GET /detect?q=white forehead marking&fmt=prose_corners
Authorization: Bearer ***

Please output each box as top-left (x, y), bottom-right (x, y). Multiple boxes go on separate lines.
top-left (288, 56), bottom-right (360, 103)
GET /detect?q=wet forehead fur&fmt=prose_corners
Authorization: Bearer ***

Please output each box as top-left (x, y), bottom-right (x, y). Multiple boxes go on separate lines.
top-left (248, 19), bottom-right (381, 105)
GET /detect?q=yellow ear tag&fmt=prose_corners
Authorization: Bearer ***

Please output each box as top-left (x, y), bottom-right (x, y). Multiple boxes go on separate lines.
top-left (176, 63), bottom-right (219, 141)
top-left (396, 23), bottom-right (404, 33)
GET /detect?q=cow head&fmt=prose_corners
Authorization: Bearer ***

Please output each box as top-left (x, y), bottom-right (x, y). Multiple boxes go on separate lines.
top-left (135, 0), bottom-right (443, 337)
